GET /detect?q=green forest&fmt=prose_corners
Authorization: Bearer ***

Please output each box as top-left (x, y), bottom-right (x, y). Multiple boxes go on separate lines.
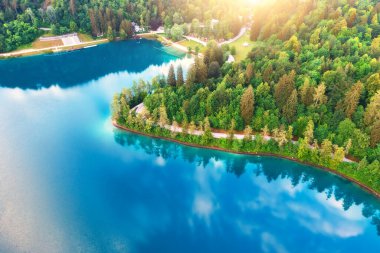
top-left (0, 0), bottom-right (249, 52)
top-left (112, 0), bottom-right (380, 192)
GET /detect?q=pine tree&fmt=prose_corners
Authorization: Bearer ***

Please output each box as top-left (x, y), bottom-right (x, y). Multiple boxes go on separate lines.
top-left (194, 57), bottom-right (207, 83)
top-left (176, 65), bottom-right (184, 86)
top-left (263, 64), bottom-right (273, 83)
top-left (167, 64), bottom-right (176, 87)
top-left (208, 61), bottom-right (221, 78)
top-left (202, 117), bottom-right (213, 144)
top-left (120, 95), bottom-right (130, 123)
top-left (70, 0), bottom-right (76, 15)
top-left (300, 78), bottom-right (314, 106)
top-left (370, 120), bottom-right (380, 147)
top-left (366, 73), bottom-right (380, 99)
top-left (286, 126), bottom-right (293, 141)
top-left (89, 9), bottom-right (99, 36)
top-left (240, 85), bottom-right (255, 125)
top-left (111, 94), bottom-right (121, 121)
top-left (332, 145), bottom-right (345, 169)
top-left (346, 8), bottom-right (357, 28)
top-left (185, 65), bottom-right (196, 91)
top-left (297, 138), bottom-right (309, 161)
top-left (342, 81), bottom-right (363, 119)
top-left (228, 119), bottom-right (236, 141)
top-left (283, 89), bottom-right (298, 122)
top-left (320, 139), bottom-right (333, 165)
top-left (304, 120), bottom-right (314, 144)
top-left (243, 125), bottom-right (253, 142)
top-left (313, 83), bottom-right (327, 107)
top-left (107, 25), bottom-right (115, 40)
top-left (274, 70), bottom-right (296, 110)
top-left (345, 139), bottom-right (352, 154)
top-left (246, 63), bottom-right (254, 83)
top-left (364, 91), bottom-right (380, 127)
top-left (188, 121), bottom-right (196, 135)
top-left (262, 125), bottom-right (269, 137)
top-left (250, 20), bottom-right (261, 41)
top-left (159, 105), bottom-right (169, 127)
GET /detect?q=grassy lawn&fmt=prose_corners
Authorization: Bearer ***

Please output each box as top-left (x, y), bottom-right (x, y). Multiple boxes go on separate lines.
top-left (21, 33), bottom-right (96, 50)
top-left (178, 39), bottom-right (205, 52)
top-left (32, 39), bottom-right (63, 49)
top-left (228, 31), bottom-right (253, 62)
top-left (78, 33), bottom-right (94, 42)
top-left (41, 32), bottom-right (55, 37)
top-left (16, 43), bottom-right (33, 51)
top-left (157, 33), bottom-right (170, 40)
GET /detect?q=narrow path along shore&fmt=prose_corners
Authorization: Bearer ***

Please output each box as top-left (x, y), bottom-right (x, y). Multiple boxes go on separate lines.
top-left (1, 25), bottom-right (245, 59)
top-left (155, 34), bottom-right (189, 53)
top-left (132, 103), bottom-right (354, 163)
top-left (112, 120), bottom-right (380, 199)
top-left (0, 39), bottom-right (108, 58)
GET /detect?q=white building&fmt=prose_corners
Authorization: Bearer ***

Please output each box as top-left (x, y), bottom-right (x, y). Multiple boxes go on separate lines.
top-left (227, 54), bottom-right (235, 63)
top-left (211, 19), bottom-right (219, 29)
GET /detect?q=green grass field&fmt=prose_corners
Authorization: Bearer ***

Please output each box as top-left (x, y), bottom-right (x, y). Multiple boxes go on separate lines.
top-left (228, 31), bottom-right (253, 62)
top-left (178, 39), bottom-right (205, 52)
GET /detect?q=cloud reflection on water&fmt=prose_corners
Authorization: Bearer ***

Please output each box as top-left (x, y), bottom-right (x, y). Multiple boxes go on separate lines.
top-left (0, 56), bottom-right (192, 253)
top-left (1, 46), bottom-right (380, 252)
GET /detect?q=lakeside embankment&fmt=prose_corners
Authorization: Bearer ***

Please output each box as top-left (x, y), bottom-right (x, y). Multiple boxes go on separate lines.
top-left (0, 32), bottom-right (192, 59)
top-left (112, 120), bottom-right (380, 199)
top-left (0, 38), bottom-right (108, 59)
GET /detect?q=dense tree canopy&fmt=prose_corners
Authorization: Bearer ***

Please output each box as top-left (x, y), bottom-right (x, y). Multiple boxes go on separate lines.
top-left (114, 0), bottom-right (380, 170)
top-left (0, 0), bottom-right (251, 52)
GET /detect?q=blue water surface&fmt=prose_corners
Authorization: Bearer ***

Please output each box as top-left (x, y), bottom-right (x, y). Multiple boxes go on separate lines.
top-left (0, 40), bottom-right (379, 253)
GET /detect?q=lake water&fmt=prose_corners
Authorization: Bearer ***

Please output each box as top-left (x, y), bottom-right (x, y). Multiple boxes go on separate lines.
top-left (0, 40), bottom-right (379, 253)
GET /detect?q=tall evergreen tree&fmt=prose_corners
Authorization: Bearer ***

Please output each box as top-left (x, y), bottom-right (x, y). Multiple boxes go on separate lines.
top-left (240, 85), bottom-right (255, 125)
top-left (283, 89), bottom-right (298, 122)
top-left (370, 120), bottom-right (380, 147)
top-left (364, 91), bottom-right (380, 127)
top-left (246, 63), bottom-right (254, 83)
top-left (176, 65), bottom-right (184, 86)
top-left (274, 70), bottom-right (296, 110)
top-left (342, 81), bottom-right (363, 119)
top-left (167, 64), bottom-right (176, 87)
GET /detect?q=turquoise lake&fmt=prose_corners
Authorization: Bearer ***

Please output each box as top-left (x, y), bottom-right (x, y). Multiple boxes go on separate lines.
top-left (0, 40), bottom-right (380, 253)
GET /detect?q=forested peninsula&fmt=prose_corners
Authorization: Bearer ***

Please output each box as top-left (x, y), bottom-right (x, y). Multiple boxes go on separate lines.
top-left (112, 0), bottom-right (380, 194)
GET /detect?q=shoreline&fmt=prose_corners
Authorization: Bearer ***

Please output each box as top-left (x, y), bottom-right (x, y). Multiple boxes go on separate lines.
top-left (112, 121), bottom-right (380, 199)
top-left (0, 39), bottom-right (108, 59)
top-left (0, 34), bottom-right (189, 59)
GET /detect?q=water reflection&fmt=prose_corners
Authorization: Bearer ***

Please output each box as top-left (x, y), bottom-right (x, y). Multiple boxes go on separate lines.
top-left (0, 39), bottom-right (379, 252)
top-left (0, 53), bottom-right (193, 253)
top-left (114, 129), bottom-right (380, 238)
top-left (0, 40), bottom-right (184, 89)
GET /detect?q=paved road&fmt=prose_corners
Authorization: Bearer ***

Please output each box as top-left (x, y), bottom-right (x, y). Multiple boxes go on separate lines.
top-left (219, 27), bottom-right (247, 46)
top-left (184, 27), bottom-right (247, 47)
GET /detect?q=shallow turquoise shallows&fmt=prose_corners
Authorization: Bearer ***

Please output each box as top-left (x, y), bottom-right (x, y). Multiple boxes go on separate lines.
top-left (0, 40), bottom-right (379, 253)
